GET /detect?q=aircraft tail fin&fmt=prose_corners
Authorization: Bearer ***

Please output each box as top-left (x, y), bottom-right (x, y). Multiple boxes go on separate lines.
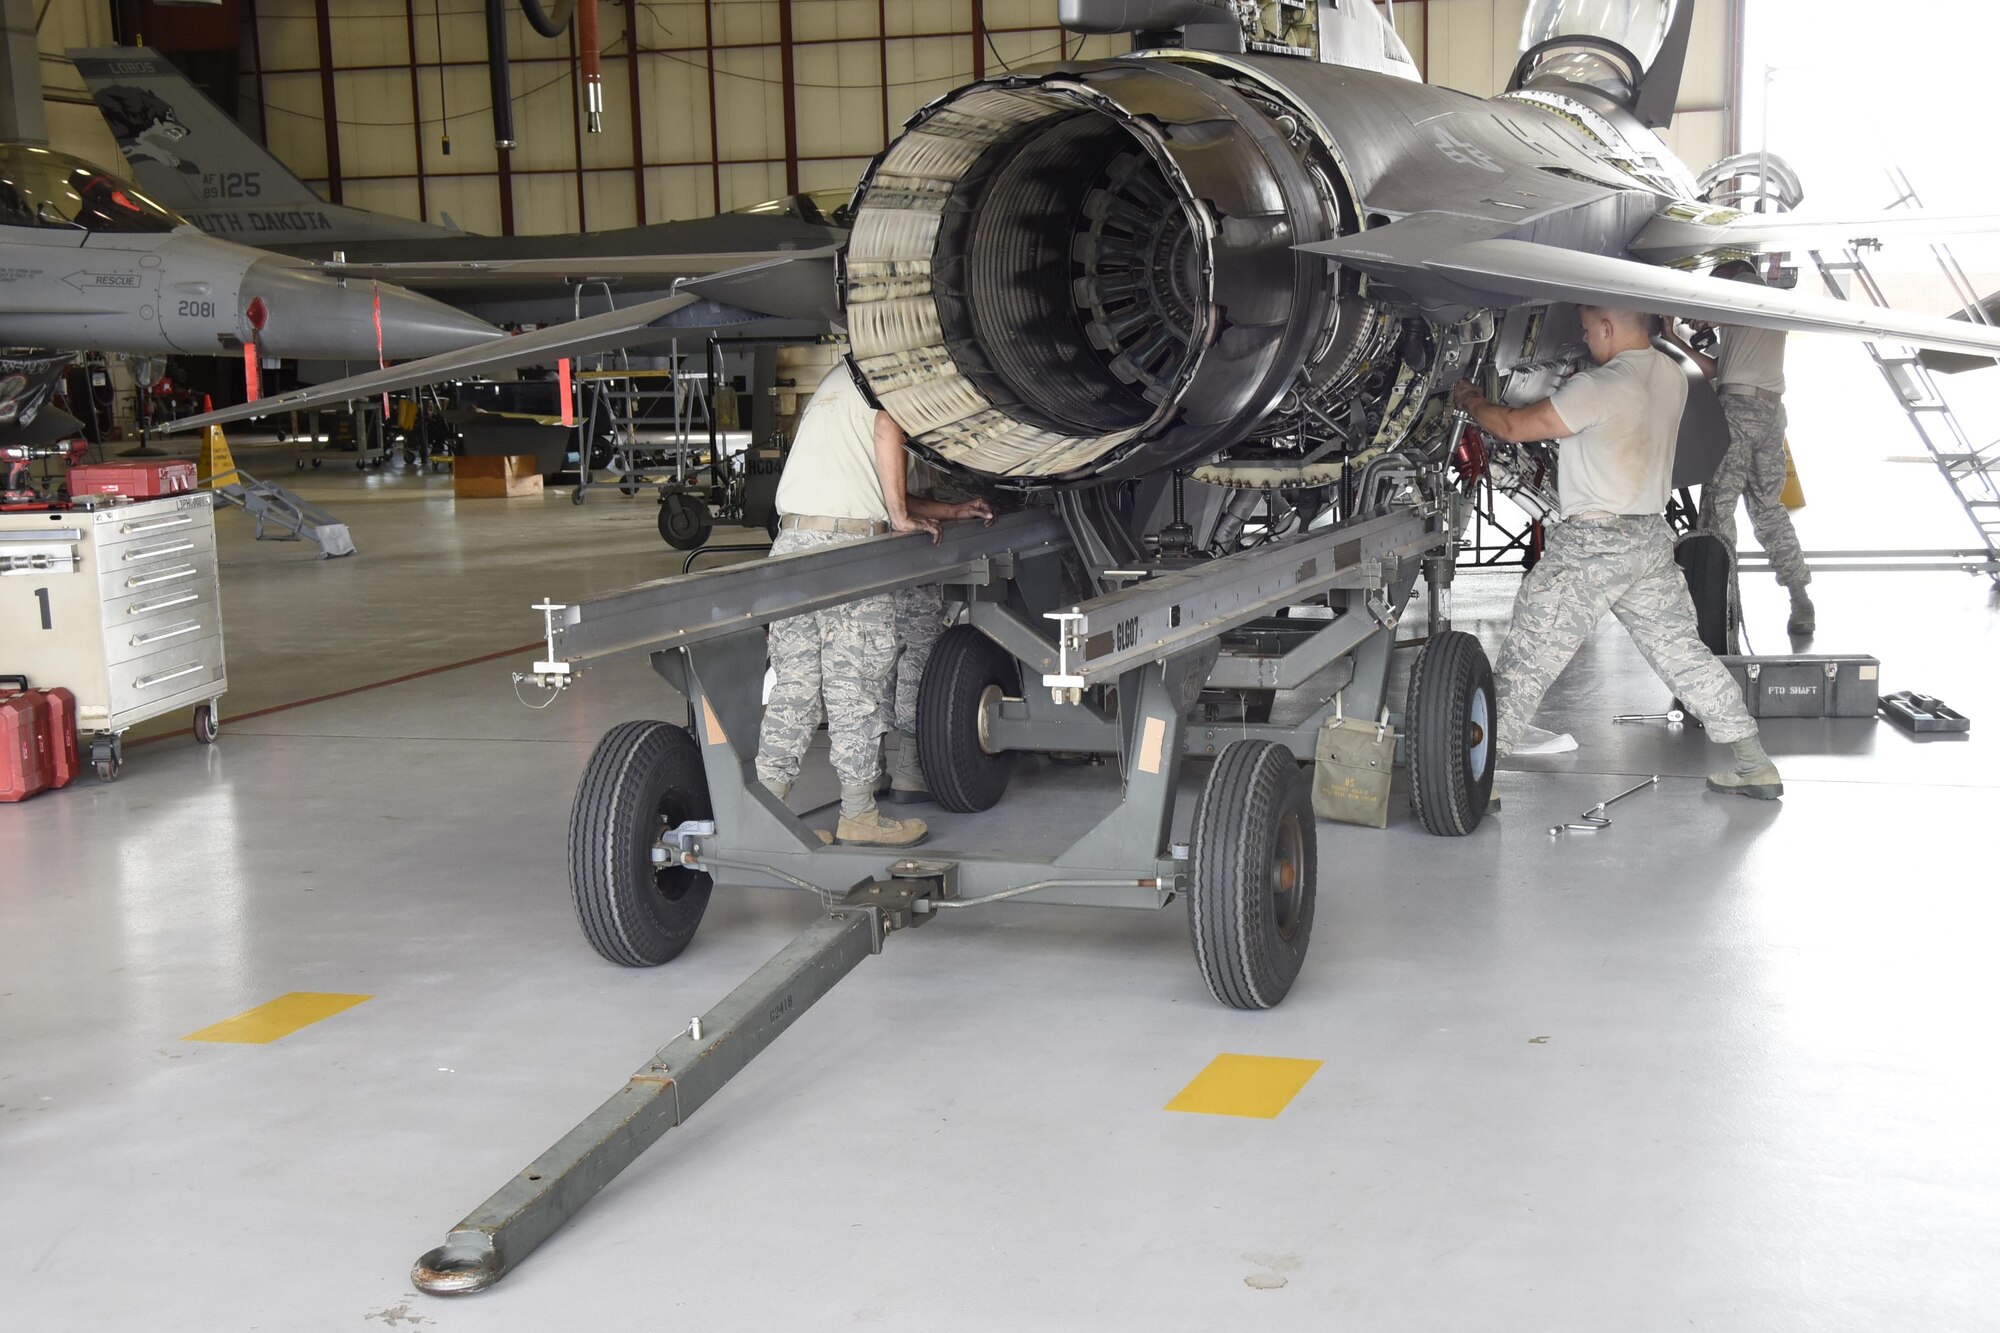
top-left (69, 47), bottom-right (324, 214)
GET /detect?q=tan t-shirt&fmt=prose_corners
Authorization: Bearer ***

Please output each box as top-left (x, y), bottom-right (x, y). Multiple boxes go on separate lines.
top-left (774, 365), bottom-right (891, 522)
top-left (1716, 323), bottom-right (1786, 394)
top-left (1548, 347), bottom-right (1686, 518)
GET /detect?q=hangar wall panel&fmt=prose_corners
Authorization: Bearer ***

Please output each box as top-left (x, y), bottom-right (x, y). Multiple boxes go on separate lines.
top-left (165, 1), bottom-right (1734, 240)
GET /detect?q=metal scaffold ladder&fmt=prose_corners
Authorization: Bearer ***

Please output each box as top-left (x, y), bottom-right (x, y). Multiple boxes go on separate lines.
top-left (1808, 168), bottom-right (2000, 582)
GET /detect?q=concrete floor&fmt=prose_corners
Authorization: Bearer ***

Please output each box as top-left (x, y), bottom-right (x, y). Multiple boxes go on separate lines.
top-left (6, 342), bottom-right (2000, 1330)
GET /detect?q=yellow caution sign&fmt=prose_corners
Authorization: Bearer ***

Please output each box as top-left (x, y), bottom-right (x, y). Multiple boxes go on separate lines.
top-left (198, 423), bottom-right (239, 487)
top-left (1781, 438), bottom-right (1806, 510)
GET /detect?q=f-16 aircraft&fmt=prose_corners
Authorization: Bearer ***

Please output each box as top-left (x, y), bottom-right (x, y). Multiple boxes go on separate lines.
top-left (72, 47), bottom-right (844, 330)
top-left (0, 143), bottom-right (501, 362)
top-left (158, 0), bottom-right (2000, 502)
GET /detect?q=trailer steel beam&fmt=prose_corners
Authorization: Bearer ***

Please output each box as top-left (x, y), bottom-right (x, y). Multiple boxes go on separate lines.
top-left (552, 509), bottom-right (1069, 665)
top-left (1045, 509), bottom-right (1441, 690)
top-left (413, 905), bottom-right (887, 1295)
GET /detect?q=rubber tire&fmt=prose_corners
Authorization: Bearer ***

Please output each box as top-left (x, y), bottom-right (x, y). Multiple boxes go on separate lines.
top-left (568, 720), bottom-right (714, 966)
top-left (1404, 629), bottom-right (1496, 837)
top-left (1186, 740), bottom-right (1317, 1010)
top-left (658, 492), bottom-right (713, 550)
top-left (192, 703), bottom-right (218, 745)
top-left (915, 625), bottom-right (1018, 813)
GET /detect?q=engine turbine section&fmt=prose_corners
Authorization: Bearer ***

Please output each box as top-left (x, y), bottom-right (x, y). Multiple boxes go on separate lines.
top-left (844, 59), bottom-right (1366, 486)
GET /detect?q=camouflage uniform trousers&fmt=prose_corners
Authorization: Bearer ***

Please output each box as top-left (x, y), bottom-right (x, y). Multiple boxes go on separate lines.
top-left (888, 583), bottom-right (948, 735)
top-left (753, 527), bottom-right (896, 790)
top-left (1494, 514), bottom-right (1759, 752)
top-left (1701, 394), bottom-right (1810, 589)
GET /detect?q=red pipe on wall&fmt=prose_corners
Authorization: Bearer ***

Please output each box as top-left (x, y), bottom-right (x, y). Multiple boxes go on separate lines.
top-left (578, 0), bottom-right (603, 132)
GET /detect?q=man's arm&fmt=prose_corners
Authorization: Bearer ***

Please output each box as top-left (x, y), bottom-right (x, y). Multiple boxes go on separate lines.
top-left (908, 493), bottom-right (995, 525)
top-left (1450, 381), bottom-right (1573, 444)
top-left (871, 410), bottom-right (941, 541)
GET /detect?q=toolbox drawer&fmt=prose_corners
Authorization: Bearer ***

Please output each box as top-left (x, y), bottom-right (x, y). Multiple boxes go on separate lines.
top-left (95, 524), bottom-right (216, 586)
top-left (100, 577), bottom-right (219, 629)
top-left (98, 548), bottom-right (217, 600)
top-left (107, 636), bottom-right (225, 721)
top-left (104, 598), bottom-right (223, 668)
top-left (1720, 654), bottom-right (1880, 718)
top-left (92, 497), bottom-right (211, 550)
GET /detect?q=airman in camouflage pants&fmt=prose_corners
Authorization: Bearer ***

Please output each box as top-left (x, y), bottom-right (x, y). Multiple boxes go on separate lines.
top-left (889, 584), bottom-right (947, 735)
top-left (753, 527), bottom-right (896, 795)
top-left (1495, 515), bottom-right (1759, 754)
top-left (1702, 395), bottom-right (1808, 589)
top-left (879, 583), bottom-right (949, 802)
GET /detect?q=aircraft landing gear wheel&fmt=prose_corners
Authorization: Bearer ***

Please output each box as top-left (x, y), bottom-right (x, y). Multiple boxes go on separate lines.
top-left (658, 492), bottom-right (712, 550)
top-left (192, 702), bottom-right (219, 745)
top-left (1405, 629), bottom-right (1495, 837)
top-left (569, 720), bottom-right (715, 967)
top-left (916, 625), bottom-right (1019, 813)
top-left (1187, 740), bottom-right (1316, 1010)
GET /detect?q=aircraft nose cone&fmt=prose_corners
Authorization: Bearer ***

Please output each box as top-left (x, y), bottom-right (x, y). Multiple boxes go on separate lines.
top-left (242, 260), bottom-right (503, 360)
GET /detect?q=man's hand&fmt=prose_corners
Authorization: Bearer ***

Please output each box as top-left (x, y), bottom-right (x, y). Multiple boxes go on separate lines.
top-left (893, 512), bottom-right (943, 544)
top-left (951, 498), bottom-right (995, 526)
top-left (1451, 380), bottom-right (1487, 413)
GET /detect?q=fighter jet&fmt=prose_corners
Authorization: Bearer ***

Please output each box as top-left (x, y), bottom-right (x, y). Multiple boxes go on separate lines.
top-left (0, 143), bottom-right (502, 362)
top-left (71, 47), bottom-right (844, 331)
top-left (155, 0), bottom-right (2000, 513)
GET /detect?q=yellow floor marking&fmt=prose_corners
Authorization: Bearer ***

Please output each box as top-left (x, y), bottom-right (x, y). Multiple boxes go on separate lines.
top-left (183, 992), bottom-right (373, 1044)
top-left (1164, 1053), bottom-right (1323, 1119)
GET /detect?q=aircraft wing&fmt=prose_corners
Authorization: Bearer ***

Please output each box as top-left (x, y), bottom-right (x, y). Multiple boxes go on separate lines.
top-left (1631, 209), bottom-right (2000, 261)
top-left (1300, 235), bottom-right (2000, 358)
top-left (157, 249), bottom-right (840, 434)
top-left (323, 251), bottom-right (808, 286)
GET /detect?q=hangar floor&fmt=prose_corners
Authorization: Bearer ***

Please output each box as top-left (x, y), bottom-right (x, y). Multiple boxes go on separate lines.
top-left (5, 341), bottom-right (1998, 1330)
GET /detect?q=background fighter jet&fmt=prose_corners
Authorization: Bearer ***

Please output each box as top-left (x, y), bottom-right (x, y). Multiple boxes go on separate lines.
top-left (156, 0), bottom-right (2000, 526)
top-left (0, 143), bottom-right (502, 363)
top-left (72, 47), bottom-right (844, 332)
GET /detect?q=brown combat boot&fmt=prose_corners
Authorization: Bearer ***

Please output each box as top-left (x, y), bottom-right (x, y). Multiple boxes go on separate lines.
top-left (835, 807), bottom-right (928, 847)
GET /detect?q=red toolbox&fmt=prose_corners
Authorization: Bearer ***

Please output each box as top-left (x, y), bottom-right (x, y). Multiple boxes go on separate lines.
top-left (1, 691), bottom-right (51, 802)
top-left (67, 459), bottom-right (198, 498)
top-left (0, 676), bottom-right (79, 798)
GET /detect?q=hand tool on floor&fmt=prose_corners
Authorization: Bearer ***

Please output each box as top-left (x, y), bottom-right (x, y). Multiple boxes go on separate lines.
top-left (1613, 709), bottom-right (1685, 724)
top-left (1550, 775), bottom-right (1659, 836)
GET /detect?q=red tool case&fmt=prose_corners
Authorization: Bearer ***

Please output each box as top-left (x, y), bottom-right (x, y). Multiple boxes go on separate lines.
top-left (0, 676), bottom-right (80, 800)
top-left (67, 459), bottom-right (198, 498)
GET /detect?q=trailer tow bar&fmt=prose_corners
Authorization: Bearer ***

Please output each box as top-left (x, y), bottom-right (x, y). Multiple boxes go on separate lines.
top-left (410, 869), bottom-right (941, 1295)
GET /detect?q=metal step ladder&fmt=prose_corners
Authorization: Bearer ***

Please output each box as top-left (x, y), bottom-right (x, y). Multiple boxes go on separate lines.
top-left (1807, 169), bottom-right (2000, 582)
top-left (569, 280), bottom-right (640, 504)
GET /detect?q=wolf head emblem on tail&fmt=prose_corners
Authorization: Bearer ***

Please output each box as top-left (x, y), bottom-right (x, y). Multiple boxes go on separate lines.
top-left (94, 85), bottom-right (197, 173)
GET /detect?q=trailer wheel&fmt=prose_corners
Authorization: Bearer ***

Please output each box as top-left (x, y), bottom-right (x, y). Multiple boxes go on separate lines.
top-left (1187, 740), bottom-right (1316, 1010)
top-left (569, 720), bottom-right (714, 966)
top-left (658, 492), bottom-right (712, 550)
top-left (1404, 629), bottom-right (1495, 836)
top-left (916, 625), bottom-right (1019, 813)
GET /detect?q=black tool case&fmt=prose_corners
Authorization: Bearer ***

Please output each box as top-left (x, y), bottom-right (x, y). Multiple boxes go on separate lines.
top-left (1718, 654), bottom-right (1881, 718)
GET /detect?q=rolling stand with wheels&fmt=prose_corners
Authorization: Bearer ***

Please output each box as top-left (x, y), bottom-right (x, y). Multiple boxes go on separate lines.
top-left (414, 493), bottom-right (1495, 1294)
top-left (0, 493), bottom-right (228, 781)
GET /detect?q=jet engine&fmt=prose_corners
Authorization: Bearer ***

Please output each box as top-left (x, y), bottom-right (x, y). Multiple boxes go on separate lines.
top-left (843, 56), bottom-right (1408, 487)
